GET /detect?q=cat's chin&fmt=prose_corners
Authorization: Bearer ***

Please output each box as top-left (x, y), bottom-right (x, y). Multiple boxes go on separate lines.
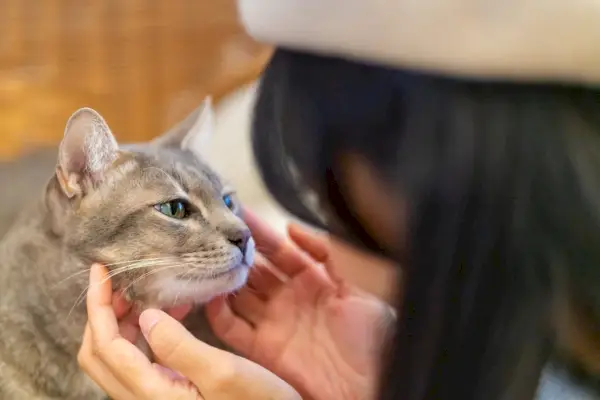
top-left (142, 264), bottom-right (251, 309)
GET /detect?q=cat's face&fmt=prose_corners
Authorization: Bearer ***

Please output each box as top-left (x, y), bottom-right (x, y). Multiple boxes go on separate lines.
top-left (46, 100), bottom-right (255, 308)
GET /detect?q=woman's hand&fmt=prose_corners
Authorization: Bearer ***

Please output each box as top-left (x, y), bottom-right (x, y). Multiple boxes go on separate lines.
top-left (205, 210), bottom-right (396, 400)
top-left (78, 264), bottom-right (301, 400)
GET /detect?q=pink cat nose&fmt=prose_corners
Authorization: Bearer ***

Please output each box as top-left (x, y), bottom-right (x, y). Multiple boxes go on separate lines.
top-left (228, 228), bottom-right (251, 254)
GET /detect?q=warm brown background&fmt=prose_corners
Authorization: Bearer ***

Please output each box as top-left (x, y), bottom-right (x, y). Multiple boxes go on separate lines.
top-left (0, 0), bottom-right (271, 160)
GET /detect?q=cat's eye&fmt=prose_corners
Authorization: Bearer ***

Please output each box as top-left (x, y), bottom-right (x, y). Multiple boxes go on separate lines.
top-left (222, 193), bottom-right (234, 210)
top-left (154, 200), bottom-right (189, 219)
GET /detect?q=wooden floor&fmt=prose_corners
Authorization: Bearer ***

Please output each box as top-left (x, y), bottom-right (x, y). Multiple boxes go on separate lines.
top-left (0, 0), bottom-right (271, 160)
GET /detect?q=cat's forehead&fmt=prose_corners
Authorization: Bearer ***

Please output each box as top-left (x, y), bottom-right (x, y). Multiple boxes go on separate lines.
top-left (118, 144), bottom-right (224, 193)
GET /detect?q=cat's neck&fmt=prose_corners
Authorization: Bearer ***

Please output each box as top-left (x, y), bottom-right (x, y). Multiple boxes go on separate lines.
top-left (0, 198), bottom-right (104, 398)
top-left (0, 198), bottom-right (89, 350)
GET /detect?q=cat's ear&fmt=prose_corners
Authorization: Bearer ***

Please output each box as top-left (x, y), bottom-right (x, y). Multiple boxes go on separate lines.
top-left (56, 107), bottom-right (119, 198)
top-left (152, 96), bottom-right (214, 158)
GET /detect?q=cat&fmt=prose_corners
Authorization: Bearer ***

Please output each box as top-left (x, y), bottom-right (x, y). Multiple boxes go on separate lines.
top-left (0, 98), bottom-right (255, 399)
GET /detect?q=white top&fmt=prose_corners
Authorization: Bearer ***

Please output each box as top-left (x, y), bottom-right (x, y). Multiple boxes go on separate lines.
top-left (237, 0), bottom-right (600, 85)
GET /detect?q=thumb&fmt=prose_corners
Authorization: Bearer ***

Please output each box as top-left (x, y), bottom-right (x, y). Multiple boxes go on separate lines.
top-left (140, 310), bottom-right (302, 400)
top-left (139, 309), bottom-right (222, 382)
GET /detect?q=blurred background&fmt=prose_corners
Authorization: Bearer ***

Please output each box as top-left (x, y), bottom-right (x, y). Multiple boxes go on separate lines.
top-left (0, 0), bottom-right (270, 159)
top-left (0, 0), bottom-right (290, 231)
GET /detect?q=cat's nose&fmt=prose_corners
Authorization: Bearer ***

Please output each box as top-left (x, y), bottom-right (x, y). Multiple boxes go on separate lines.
top-left (227, 227), bottom-right (251, 253)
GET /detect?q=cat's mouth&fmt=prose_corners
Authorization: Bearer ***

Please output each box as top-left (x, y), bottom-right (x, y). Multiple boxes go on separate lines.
top-left (183, 240), bottom-right (255, 281)
top-left (174, 260), bottom-right (251, 283)
top-left (135, 238), bottom-right (256, 309)
top-left (146, 263), bottom-right (251, 308)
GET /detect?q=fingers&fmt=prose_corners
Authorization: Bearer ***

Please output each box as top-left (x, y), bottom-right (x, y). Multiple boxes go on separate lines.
top-left (78, 324), bottom-right (137, 400)
top-left (244, 209), bottom-right (338, 297)
top-left (205, 297), bottom-right (257, 355)
top-left (112, 291), bottom-right (133, 319)
top-left (139, 308), bottom-right (241, 394)
top-left (141, 309), bottom-right (300, 400)
top-left (242, 208), bottom-right (315, 278)
top-left (288, 224), bottom-right (348, 295)
top-left (288, 223), bottom-right (329, 263)
top-left (118, 316), bottom-right (141, 344)
top-left (85, 265), bottom-right (191, 398)
top-left (79, 325), bottom-right (197, 400)
top-left (86, 264), bottom-right (121, 342)
top-left (229, 289), bottom-right (266, 327)
top-left (246, 258), bottom-right (286, 300)
top-left (242, 208), bottom-right (285, 257)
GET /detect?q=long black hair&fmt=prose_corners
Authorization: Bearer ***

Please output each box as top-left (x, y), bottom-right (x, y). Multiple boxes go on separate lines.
top-left (250, 50), bottom-right (600, 399)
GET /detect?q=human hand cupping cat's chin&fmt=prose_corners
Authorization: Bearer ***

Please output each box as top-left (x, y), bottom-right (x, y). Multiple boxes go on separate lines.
top-left (198, 210), bottom-right (393, 400)
top-left (78, 264), bottom-right (301, 400)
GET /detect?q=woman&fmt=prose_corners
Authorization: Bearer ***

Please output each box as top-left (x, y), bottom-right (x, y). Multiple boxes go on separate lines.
top-left (78, 1), bottom-right (600, 399)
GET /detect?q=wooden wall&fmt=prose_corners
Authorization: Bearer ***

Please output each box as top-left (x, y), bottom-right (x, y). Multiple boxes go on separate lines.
top-left (0, 0), bottom-right (271, 160)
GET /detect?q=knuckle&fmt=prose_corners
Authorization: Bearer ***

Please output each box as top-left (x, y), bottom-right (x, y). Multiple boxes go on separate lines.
top-left (91, 337), bottom-right (111, 359)
top-left (91, 340), bottom-right (103, 357)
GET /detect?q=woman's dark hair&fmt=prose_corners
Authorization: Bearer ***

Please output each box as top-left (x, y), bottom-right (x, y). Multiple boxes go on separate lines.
top-left (250, 49), bottom-right (600, 399)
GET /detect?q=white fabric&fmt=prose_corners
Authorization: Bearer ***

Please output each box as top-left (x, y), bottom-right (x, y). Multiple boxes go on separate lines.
top-left (237, 0), bottom-right (600, 85)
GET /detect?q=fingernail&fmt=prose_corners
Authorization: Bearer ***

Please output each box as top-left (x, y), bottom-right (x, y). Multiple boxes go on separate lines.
top-left (139, 309), bottom-right (161, 339)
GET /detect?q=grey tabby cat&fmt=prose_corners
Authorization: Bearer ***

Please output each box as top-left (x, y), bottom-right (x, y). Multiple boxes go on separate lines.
top-left (0, 99), bottom-right (255, 399)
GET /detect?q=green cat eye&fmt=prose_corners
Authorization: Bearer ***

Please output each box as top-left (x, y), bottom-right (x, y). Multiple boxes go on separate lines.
top-left (154, 200), bottom-right (189, 219)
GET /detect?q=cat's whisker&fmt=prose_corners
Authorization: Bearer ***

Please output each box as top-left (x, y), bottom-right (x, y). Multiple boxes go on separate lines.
top-left (102, 259), bottom-right (177, 282)
top-left (64, 258), bottom-right (230, 322)
top-left (66, 282), bottom-right (99, 320)
top-left (119, 264), bottom-right (183, 298)
top-left (118, 261), bottom-right (204, 300)
top-left (64, 260), bottom-right (182, 321)
top-left (172, 269), bottom-right (191, 307)
top-left (110, 260), bottom-right (205, 289)
top-left (104, 259), bottom-right (173, 277)
top-left (51, 268), bottom-right (93, 289)
top-left (102, 256), bottom-right (175, 268)
top-left (184, 272), bottom-right (195, 303)
top-left (52, 257), bottom-right (177, 288)
top-left (173, 266), bottom-right (201, 307)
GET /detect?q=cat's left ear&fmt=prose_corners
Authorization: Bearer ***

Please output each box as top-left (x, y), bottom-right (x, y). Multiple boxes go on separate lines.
top-left (57, 107), bottom-right (119, 198)
top-left (152, 96), bottom-right (214, 159)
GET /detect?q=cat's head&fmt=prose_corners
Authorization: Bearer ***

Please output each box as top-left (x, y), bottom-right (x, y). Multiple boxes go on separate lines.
top-left (45, 98), bottom-right (255, 308)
